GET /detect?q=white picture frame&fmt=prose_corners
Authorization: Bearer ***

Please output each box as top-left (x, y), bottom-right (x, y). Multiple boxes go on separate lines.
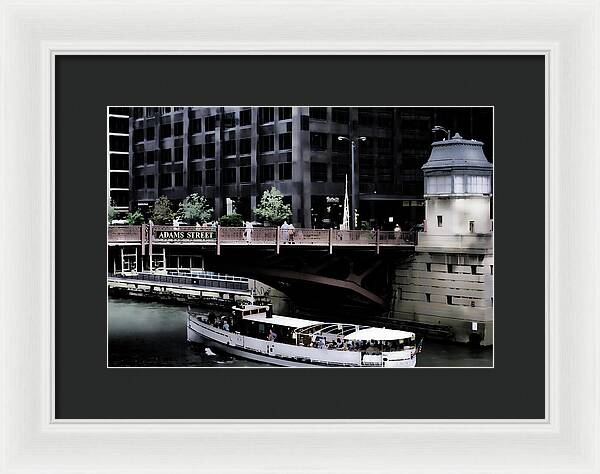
top-left (1, 0), bottom-right (598, 472)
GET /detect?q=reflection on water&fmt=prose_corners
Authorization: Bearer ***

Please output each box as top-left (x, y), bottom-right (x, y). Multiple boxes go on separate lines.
top-left (108, 297), bottom-right (492, 368)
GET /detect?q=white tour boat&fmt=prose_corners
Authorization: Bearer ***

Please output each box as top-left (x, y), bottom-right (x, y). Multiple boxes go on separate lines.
top-left (187, 303), bottom-right (420, 367)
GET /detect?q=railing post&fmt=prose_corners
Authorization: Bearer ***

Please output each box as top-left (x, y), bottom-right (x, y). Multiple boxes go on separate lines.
top-left (328, 228), bottom-right (333, 254)
top-left (276, 226), bottom-right (280, 254)
top-left (376, 229), bottom-right (380, 254)
top-left (148, 221), bottom-right (153, 270)
top-left (216, 224), bottom-right (221, 256)
top-left (140, 224), bottom-right (146, 256)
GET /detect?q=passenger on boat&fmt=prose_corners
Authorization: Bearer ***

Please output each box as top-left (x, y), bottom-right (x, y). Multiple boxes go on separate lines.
top-left (222, 320), bottom-right (230, 332)
top-left (267, 329), bottom-right (277, 342)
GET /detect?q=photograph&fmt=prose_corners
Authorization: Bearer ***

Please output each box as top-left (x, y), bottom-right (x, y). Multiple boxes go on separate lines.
top-left (107, 106), bottom-right (494, 368)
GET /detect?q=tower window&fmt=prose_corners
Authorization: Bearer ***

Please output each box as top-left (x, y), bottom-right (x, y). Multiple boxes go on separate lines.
top-left (469, 220), bottom-right (475, 233)
top-left (447, 264), bottom-right (454, 273)
top-left (471, 265), bottom-right (477, 275)
top-left (426, 263), bottom-right (431, 272)
top-left (437, 215), bottom-right (443, 227)
top-left (426, 293), bottom-right (431, 302)
top-left (446, 295), bottom-right (453, 305)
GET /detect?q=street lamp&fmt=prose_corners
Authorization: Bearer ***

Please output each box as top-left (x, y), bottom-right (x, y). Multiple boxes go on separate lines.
top-left (338, 135), bottom-right (366, 229)
top-left (431, 125), bottom-right (451, 140)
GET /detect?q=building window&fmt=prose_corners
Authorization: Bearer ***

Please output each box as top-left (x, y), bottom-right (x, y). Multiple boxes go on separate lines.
top-left (446, 295), bottom-right (453, 305)
top-left (205, 115), bottom-right (216, 132)
top-left (190, 118), bottom-right (202, 134)
top-left (332, 135), bottom-right (349, 153)
top-left (278, 107), bottom-right (292, 120)
top-left (224, 140), bottom-right (236, 156)
top-left (160, 149), bottom-right (171, 163)
top-left (426, 293), bottom-right (431, 302)
top-left (332, 107), bottom-right (349, 123)
top-left (173, 122), bottom-right (183, 136)
top-left (258, 107), bottom-right (274, 124)
top-left (146, 151), bottom-right (155, 165)
top-left (133, 129), bottom-right (144, 143)
top-left (309, 107), bottom-right (327, 121)
top-left (223, 168), bottom-right (237, 184)
top-left (174, 172), bottom-right (183, 187)
top-left (190, 170), bottom-right (202, 187)
top-left (471, 265), bottom-right (477, 275)
top-left (426, 263), bottom-right (431, 272)
top-left (146, 126), bottom-right (155, 141)
top-left (491, 265), bottom-right (494, 275)
top-left (205, 169), bottom-right (215, 186)
top-left (259, 135), bottom-right (274, 153)
top-left (279, 132), bottom-right (292, 150)
top-left (437, 215), bottom-right (443, 227)
top-left (174, 147), bottom-right (183, 162)
top-left (146, 175), bottom-right (154, 188)
top-left (332, 164), bottom-right (348, 183)
top-left (134, 175), bottom-right (144, 190)
top-left (159, 123), bottom-right (171, 139)
top-left (133, 152), bottom-right (144, 167)
top-left (377, 114), bottom-right (393, 128)
top-left (259, 164), bottom-right (275, 182)
top-left (279, 162), bottom-right (292, 181)
top-left (240, 166), bottom-right (251, 183)
top-left (159, 173), bottom-right (171, 188)
top-left (310, 132), bottom-right (328, 151)
top-left (205, 143), bottom-right (215, 158)
top-left (310, 162), bottom-right (328, 182)
top-left (240, 109), bottom-right (251, 126)
top-left (223, 112), bottom-right (236, 129)
top-left (239, 138), bottom-right (251, 155)
top-left (469, 220), bottom-right (475, 233)
top-left (447, 264), bottom-right (454, 273)
top-left (190, 144), bottom-right (202, 160)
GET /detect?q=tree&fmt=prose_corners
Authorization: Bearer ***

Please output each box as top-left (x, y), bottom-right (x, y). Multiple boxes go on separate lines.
top-left (219, 212), bottom-right (244, 227)
top-left (107, 200), bottom-right (117, 223)
top-left (125, 210), bottom-right (145, 225)
top-left (151, 196), bottom-right (174, 224)
top-left (178, 193), bottom-right (213, 225)
top-left (255, 187), bottom-right (292, 225)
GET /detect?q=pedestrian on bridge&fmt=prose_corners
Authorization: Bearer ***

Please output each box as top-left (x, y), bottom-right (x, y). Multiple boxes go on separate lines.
top-left (281, 221), bottom-right (290, 243)
top-left (394, 223), bottom-right (402, 240)
top-left (244, 221), bottom-right (253, 243)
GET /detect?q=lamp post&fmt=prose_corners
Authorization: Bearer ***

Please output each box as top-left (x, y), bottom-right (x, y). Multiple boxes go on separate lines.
top-left (338, 135), bottom-right (366, 229)
top-left (431, 125), bottom-right (451, 140)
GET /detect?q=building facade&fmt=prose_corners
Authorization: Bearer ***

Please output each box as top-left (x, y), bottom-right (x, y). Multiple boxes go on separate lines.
top-left (125, 106), bottom-right (492, 229)
top-left (107, 107), bottom-right (131, 212)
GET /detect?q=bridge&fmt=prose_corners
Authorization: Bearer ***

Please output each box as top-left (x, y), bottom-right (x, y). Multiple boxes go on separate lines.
top-left (107, 225), bottom-right (416, 310)
top-left (108, 225), bottom-right (416, 254)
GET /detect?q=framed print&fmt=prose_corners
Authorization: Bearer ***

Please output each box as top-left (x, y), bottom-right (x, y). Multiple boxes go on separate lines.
top-left (1, 0), bottom-right (599, 473)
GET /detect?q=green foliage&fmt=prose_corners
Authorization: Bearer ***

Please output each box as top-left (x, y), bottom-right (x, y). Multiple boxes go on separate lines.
top-left (219, 212), bottom-right (244, 227)
top-left (178, 193), bottom-right (213, 225)
top-left (255, 187), bottom-right (292, 225)
top-left (107, 200), bottom-right (117, 223)
top-left (126, 210), bottom-right (145, 225)
top-left (151, 195), bottom-right (174, 224)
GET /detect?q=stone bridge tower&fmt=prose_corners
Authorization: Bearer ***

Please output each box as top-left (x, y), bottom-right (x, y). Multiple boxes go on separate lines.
top-left (392, 133), bottom-right (494, 346)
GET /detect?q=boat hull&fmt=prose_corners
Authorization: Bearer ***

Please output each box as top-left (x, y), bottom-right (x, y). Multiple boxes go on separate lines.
top-left (187, 319), bottom-right (417, 368)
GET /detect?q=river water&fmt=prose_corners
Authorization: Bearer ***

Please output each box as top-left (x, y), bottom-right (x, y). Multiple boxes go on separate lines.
top-left (108, 297), bottom-right (493, 368)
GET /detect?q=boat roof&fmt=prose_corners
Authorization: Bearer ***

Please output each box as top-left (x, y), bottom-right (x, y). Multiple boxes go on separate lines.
top-left (241, 312), bottom-right (320, 329)
top-left (344, 327), bottom-right (414, 341)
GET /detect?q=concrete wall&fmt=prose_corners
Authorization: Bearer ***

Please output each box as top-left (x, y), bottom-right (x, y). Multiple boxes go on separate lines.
top-left (391, 250), bottom-right (494, 345)
top-left (425, 195), bottom-right (492, 235)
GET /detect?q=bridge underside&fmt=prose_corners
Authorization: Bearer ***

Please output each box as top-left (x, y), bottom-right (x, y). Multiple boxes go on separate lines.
top-left (108, 245), bottom-right (413, 315)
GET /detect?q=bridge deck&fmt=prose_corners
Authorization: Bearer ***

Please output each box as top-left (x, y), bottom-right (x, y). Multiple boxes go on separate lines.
top-left (108, 225), bottom-right (416, 253)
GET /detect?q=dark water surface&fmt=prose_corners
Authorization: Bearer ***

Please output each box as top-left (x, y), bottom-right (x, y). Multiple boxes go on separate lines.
top-left (108, 297), bottom-right (493, 368)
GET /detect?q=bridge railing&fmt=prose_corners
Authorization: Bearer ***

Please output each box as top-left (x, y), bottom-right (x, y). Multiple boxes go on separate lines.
top-left (220, 226), bottom-right (278, 244)
top-left (108, 225), bottom-right (143, 242)
top-left (107, 225), bottom-right (417, 247)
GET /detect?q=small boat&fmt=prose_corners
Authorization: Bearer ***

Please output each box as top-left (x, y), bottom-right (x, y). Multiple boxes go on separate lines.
top-left (187, 303), bottom-right (419, 367)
